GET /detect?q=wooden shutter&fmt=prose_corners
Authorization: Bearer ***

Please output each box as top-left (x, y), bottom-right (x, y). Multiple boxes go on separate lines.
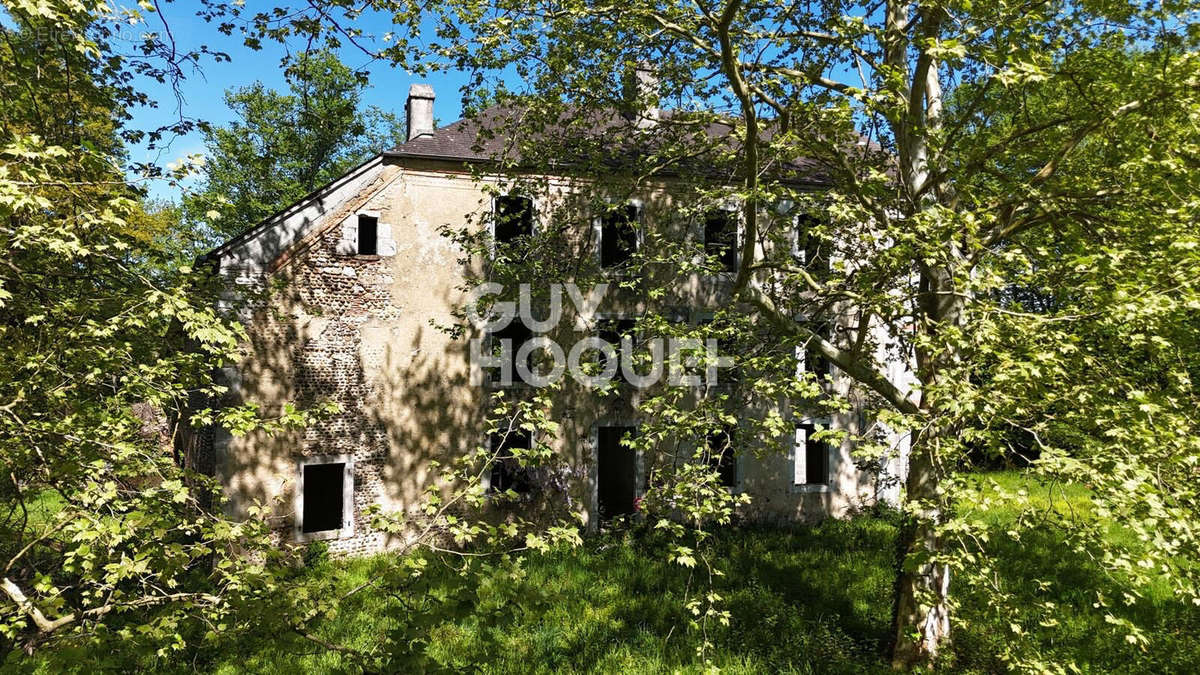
top-left (377, 222), bottom-right (396, 256)
top-left (794, 424), bottom-right (808, 485)
top-left (335, 215), bottom-right (358, 256)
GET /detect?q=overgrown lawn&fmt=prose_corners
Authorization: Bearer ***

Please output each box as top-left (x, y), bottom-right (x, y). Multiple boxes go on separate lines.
top-left (10, 473), bottom-right (1199, 673)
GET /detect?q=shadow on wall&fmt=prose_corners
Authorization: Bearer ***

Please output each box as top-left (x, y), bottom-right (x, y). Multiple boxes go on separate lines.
top-left (368, 323), bottom-right (480, 533)
top-left (211, 214), bottom-right (491, 551)
top-left (205, 168), bottom-right (904, 551)
top-left (215, 232), bottom-right (578, 553)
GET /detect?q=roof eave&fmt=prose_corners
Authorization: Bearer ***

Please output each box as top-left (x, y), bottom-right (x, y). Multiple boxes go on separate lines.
top-left (383, 150), bottom-right (832, 187)
top-left (201, 153), bottom-right (386, 263)
top-left (381, 149), bottom-right (489, 164)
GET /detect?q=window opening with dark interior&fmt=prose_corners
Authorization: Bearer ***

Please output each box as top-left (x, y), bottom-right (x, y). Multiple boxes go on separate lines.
top-left (489, 428), bottom-right (533, 493)
top-left (600, 203), bottom-right (639, 268)
top-left (357, 215), bottom-right (378, 255)
top-left (705, 427), bottom-right (738, 487)
top-left (495, 195), bottom-right (533, 244)
top-left (302, 462), bottom-right (345, 534)
top-left (704, 210), bottom-right (737, 273)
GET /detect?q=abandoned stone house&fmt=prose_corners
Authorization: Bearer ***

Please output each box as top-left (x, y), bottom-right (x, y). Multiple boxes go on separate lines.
top-left (201, 82), bottom-right (914, 555)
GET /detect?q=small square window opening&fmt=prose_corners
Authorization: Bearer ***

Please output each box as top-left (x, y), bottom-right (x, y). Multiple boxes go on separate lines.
top-left (495, 195), bottom-right (534, 244)
top-left (357, 215), bottom-right (378, 256)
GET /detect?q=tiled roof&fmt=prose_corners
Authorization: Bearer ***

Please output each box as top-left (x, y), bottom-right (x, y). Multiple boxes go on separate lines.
top-left (384, 105), bottom-right (846, 185)
top-left (385, 107), bottom-right (518, 162)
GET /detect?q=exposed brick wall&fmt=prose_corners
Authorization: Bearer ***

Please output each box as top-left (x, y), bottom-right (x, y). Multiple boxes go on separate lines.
top-left (225, 217), bottom-right (402, 555)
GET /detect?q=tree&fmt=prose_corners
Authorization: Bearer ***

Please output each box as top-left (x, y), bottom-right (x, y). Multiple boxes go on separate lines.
top-left (0, 1), bottom-right (334, 662)
top-left (229, 0), bottom-right (1200, 667)
top-left (185, 50), bottom-right (405, 240)
top-left (6, 0), bottom-right (1191, 667)
top-left (2, 3), bottom-right (579, 667)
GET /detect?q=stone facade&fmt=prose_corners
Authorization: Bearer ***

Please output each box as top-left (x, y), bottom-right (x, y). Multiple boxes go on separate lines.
top-left (204, 102), bottom-right (913, 556)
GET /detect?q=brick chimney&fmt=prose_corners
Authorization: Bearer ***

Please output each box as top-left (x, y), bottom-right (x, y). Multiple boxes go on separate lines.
top-left (406, 84), bottom-right (435, 141)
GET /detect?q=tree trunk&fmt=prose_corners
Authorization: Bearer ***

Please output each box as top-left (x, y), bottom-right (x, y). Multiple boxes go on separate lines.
top-left (890, 264), bottom-right (961, 668)
top-left (889, 441), bottom-right (950, 667)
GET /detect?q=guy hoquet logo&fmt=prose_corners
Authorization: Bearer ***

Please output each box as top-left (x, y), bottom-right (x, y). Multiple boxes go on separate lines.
top-left (466, 282), bottom-right (733, 387)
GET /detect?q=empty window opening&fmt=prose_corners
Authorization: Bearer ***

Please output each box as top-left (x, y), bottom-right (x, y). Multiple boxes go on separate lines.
top-left (357, 215), bottom-right (378, 256)
top-left (598, 317), bottom-right (639, 385)
top-left (600, 204), bottom-right (639, 268)
top-left (489, 319), bottom-right (534, 385)
top-left (803, 321), bottom-right (832, 378)
top-left (699, 317), bottom-right (738, 386)
top-left (302, 462), bottom-right (345, 534)
top-left (706, 427), bottom-right (738, 488)
top-left (704, 210), bottom-right (737, 273)
top-left (795, 423), bottom-right (830, 486)
top-left (597, 425), bottom-right (638, 519)
top-left (794, 214), bottom-right (830, 277)
top-left (495, 195), bottom-right (534, 244)
top-left (489, 428), bottom-right (533, 493)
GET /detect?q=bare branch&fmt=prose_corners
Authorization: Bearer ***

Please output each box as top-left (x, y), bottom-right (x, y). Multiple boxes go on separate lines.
top-left (2, 577), bottom-right (220, 636)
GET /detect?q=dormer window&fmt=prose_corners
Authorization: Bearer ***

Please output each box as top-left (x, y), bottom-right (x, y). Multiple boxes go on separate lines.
top-left (704, 210), bottom-right (737, 273)
top-left (357, 214), bottom-right (378, 255)
top-left (599, 203), bottom-right (639, 268)
top-left (494, 195), bottom-right (533, 244)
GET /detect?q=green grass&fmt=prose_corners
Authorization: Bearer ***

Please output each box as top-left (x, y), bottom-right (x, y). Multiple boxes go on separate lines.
top-left (192, 472), bottom-right (1198, 673)
top-left (203, 517), bottom-right (899, 675)
top-left (10, 472), bottom-right (1200, 673)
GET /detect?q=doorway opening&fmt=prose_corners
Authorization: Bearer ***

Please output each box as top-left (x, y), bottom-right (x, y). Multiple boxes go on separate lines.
top-left (596, 425), bottom-right (638, 521)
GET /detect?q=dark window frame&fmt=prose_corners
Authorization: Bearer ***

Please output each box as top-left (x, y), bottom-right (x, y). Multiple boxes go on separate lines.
top-left (798, 319), bottom-right (833, 379)
top-left (598, 202), bottom-right (641, 269)
top-left (487, 428), bottom-right (533, 495)
top-left (596, 424), bottom-right (640, 520)
top-left (295, 455), bottom-right (355, 541)
top-left (705, 427), bottom-right (739, 488)
top-left (793, 213), bottom-right (831, 278)
top-left (493, 194), bottom-right (535, 245)
top-left (703, 209), bottom-right (738, 274)
top-left (795, 421), bottom-right (831, 487)
top-left (486, 318), bottom-right (535, 388)
top-left (796, 317), bottom-right (835, 379)
top-left (357, 214), bottom-right (378, 256)
top-left (597, 316), bottom-right (640, 386)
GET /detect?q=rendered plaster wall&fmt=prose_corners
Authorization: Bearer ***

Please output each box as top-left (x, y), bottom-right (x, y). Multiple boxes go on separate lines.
top-left (214, 158), bottom-right (906, 554)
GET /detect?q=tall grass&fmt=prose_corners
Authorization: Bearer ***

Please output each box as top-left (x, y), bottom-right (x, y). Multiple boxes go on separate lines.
top-left (9, 472), bottom-right (1199, 673)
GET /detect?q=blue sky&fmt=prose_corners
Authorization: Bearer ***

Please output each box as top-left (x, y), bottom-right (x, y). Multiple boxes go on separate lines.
top-left (123, 2), bottom-right (872, 203)
top-left (126, 3), bottom-right (474, 201)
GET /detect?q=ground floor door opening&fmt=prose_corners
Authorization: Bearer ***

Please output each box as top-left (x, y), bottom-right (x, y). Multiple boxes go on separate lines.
top-left (597, 425), bottom-right (638, 521)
